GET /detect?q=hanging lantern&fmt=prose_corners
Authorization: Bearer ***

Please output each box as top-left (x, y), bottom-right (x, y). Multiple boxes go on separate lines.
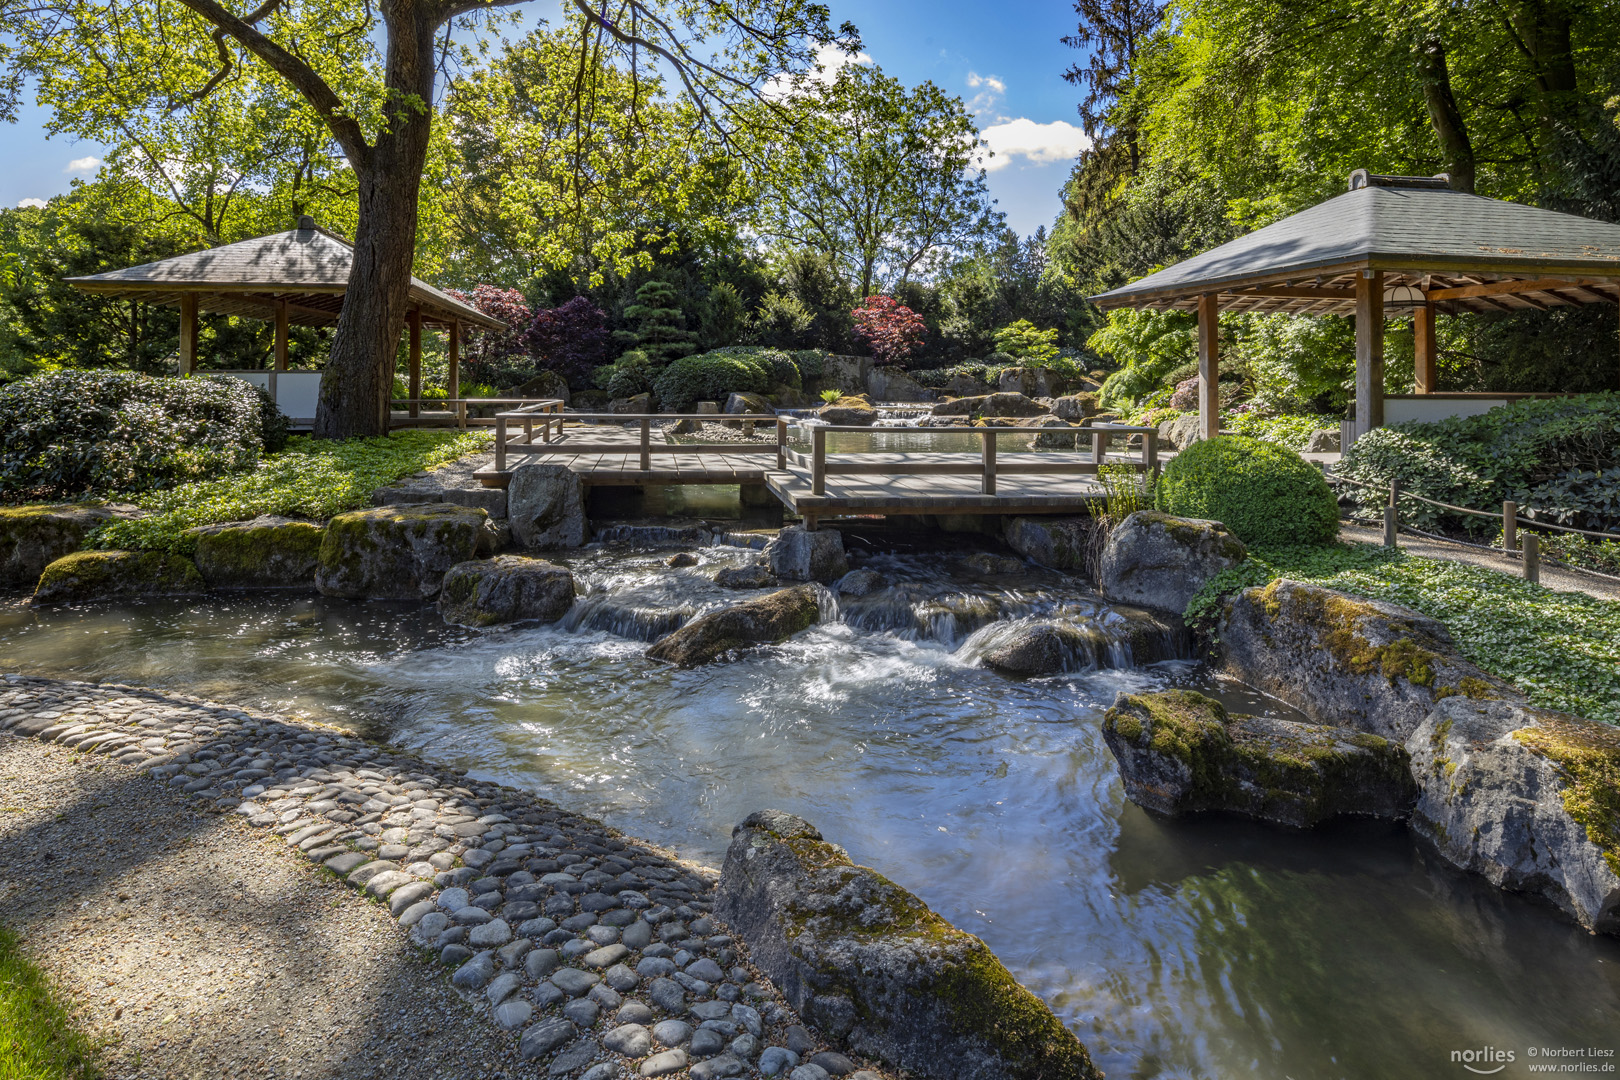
top-left (1383, 284), bottom-right (1426, 311)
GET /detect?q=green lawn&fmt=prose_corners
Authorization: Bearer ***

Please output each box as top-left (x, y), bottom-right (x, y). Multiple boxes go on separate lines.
top-left (89, 430), bottom-right (491, 556)
top-left (0, 923), bottom-right (101, 1080)
top-left (1186, 542), bottom-right (1620, 725)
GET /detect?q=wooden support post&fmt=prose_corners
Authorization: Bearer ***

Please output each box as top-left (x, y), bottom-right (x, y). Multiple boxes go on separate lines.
top-left (811, 425), bottom-right (826, 495)
top-left (981, 429), bottom-right (997, 495)
top-left (1384, 480), bottom-right (1399, 547)
top-left (1355, 270), bottom-right (1385, 439)
top-left (407, 309), bottom-right (422, 419)
top-left (1523, 532), bottom-right (1540, 584)
top-left (495, 416), bottom-right (507, 473)
top-left (1144, 428), bottom-right (1159, 477)
top-left (179, 293), bottom-right (198, 375)
top-left (1197, 292), bottom-right (1220, 441)
top-left (639, 419), bottom-right (651, 472)
top-left (1503, 500), bottom-right (1518, 552)
top-left (1413, 301), bottom-right (1436, 394)
top-left (447, 320), bottom-right (460, 403)
top-left (776, 417), bottom-right (788, 471)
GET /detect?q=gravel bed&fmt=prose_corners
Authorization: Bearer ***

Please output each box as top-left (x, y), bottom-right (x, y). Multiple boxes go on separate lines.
top-left (0, 674), bottom-right (889, 1080)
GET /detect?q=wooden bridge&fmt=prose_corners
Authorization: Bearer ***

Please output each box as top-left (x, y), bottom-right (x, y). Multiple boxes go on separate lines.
top-left (468, 403), bottom-right (1161, 525)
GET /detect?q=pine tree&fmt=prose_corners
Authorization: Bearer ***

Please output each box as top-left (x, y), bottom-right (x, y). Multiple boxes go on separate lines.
top-left (615, 280), bottom-right (699, 364)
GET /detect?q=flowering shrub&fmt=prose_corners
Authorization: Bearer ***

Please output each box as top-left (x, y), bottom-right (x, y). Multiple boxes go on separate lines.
top-left (522, 297), bottom-right (610, 385)
top-left (851, 296), bottom-right (926, 367)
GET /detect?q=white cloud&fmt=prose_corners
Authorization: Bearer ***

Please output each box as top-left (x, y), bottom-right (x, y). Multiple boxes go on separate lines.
top-left (978, 118), bottom-right (1092, 171)
top-left (762, 42), bottom-right (873, 100)
top-left (966, 72), bottom-right (1006, 96)
top-left (16, 197), bottom-right (47, 209)
top-left (64, 156), bottom-right (101, 175)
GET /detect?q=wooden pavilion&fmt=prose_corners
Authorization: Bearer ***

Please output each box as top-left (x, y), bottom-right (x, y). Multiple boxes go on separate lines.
top-left (65, 216), bottom-right (502, 421)
top-left (1090, 171), bottom-right (1620, 442)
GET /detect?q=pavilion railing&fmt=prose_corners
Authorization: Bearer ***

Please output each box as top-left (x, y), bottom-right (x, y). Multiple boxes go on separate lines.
top-left (389, 397), bottom-right (564, 431)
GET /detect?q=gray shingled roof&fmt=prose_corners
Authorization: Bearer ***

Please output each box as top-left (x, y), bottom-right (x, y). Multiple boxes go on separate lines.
top-left (66, 224), bottom-right (503, 330)
top-left (1092, 184), bottom-right (1620, 308)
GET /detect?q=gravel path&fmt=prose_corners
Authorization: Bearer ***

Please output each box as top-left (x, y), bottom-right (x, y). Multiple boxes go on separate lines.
top-left (1339, 523), bottom-right (1620, 601)
top-left (0, 675), bottom-right (888, 1080)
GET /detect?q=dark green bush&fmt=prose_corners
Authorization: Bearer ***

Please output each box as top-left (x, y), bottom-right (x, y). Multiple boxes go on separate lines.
top-left (1157, 434), bottom-right (1340, 546)
top-left (0, 370), bottom-right (287, 499)
top-left (652, 347), bottom-right (771, 410)
top-left (1338, 394), bottom-right (1620, 534)
top-left (792, 350), bottom-right (826, 379)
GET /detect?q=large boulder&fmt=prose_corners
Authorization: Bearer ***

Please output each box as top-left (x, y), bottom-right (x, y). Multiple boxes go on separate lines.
top-left (724, 392), bottom-right (771, 415)
top-left (503, 370), bottom-right (570, 405)
top-left (1303, 428), bottom-right (1341, 453)
top-left (866, 366), bottom-right (935, 402)
top-left (187, 515), bottom-right (323, 590)
top-left (32, 550), bottom-right (205, 606)
top-left (0, 503), bottom-right (137, 590)
top-left (931, 393), bottom-right (1046, 419)
top-left (1406, 698), bottom-right (1620, 934)
top-left (1096, 511), bottom-right (1247, 616)
top-left (1220, 579), bottom-right (1516, 742)
top-left (820, 354), bottom-right (873, 395)
top-left (1156, 414), bottom-right (1204, 451)
top-left (943, 373), bottom-right (994, 398)
top-left (1049, 394), bottom-right (1097, 421)
top-left (315, 504), bottom-right (488, 600)
top-left (609, 393), bottom-right (652, 414)
top-left (716, 810), bottom-right (1100, 1080)
top-left (765, 525), bottom-right (848, 583)
top-left (507, 463), bottom-right (588, 549)
top-left (816, 398), bottom-right (878, 426)
top-left (645, 586), bottom-right (820, 667)
top-left (438, 555), bottom-right (576, 628)
top-left (1003, 516), bottom-right (1091, 571)
top-left (974, 619), bottom-right (1112, 675)
top-left (1103, 690), bottom-right (1417, 827)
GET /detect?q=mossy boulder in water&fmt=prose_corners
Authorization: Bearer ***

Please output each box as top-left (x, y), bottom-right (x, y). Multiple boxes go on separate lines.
top-left (1220, 578), bottom-right (1516, 742)
top-left (315, 504), bottom-right (488, 601)
top-left (716, 809), bottom-right (1100, 1080)
top-left (1003, 516), bottom-right (1090, 571)
top-left (507, 463), bottom-right (588, 549)
top-left (645, 585), bottom-right (820, 667)
top-left (764, 525), bottom-right (848, 583)
top-left (976, 620), bottom-right (1111, 675)
top-left (1097, 511), bottom-right (1246, 615)
top-left (1406, 697), bottom-right (1620, 934)
top-left (438, 555), bottom-right (576, 628)
top-left (0, 503), bottom-right (138, 590)
top-left (32, 550), bottom-right (205, 606)
top-left (816, 397), bottom-right (878, 426)
top-left (930, 392), bottom-right (1046, 419)
top-left (188, 515), bottom-right (323, 590)
top-left (1103, 690), bottom-right (1417, 827)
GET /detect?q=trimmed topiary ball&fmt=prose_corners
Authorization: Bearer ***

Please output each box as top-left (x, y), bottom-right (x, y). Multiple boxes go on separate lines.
top-left (1156, 434), bottom-right (1340, 547)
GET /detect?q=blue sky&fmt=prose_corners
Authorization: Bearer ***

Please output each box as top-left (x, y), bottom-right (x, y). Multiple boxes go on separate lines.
top-left (1, 0), bottom-right (1089, 239)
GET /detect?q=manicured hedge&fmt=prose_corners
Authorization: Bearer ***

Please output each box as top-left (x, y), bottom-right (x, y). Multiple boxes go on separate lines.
top-left (1157, 433), bottom-right (1339, 547)
top-left (652, 347), bottom-right (778, 410)
top-left (0, 371), bottom-right (288, 499)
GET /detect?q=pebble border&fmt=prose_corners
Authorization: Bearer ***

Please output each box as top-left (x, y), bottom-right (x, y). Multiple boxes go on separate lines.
top-left (0, 674), bottom-right (885, 1080)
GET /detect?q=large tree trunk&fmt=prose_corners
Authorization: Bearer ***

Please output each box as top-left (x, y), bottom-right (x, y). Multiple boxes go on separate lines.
top-left (313, 6), bottom-right (437, 440)
top-left (1413, 37), bottom-right (1476, 193)
top-left (1511, 0), bottom-right (1579, 179)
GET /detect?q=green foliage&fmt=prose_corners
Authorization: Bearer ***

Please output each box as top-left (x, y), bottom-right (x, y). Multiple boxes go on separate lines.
top-left (1157, 434), bottom-right (1340, 546)
top-left (650, 347), bottom-right (774, 411)
top-left (1185, 543), bottom-right (1620, 725)
top-left (91, 430), bottom-right (490, 555)
top-left (1090, 306), bottom-right (1197, 410)
top-left (819, 388), bottom-right (842, 404)
top-left (0, 371), bottom-right (286, 500)
top-left (1526, 532), bottom-right (1620, 577)
top-left (991, 320), bottom-right (1060, 365)
top-left (1337, 395), bottom-right (1620, 534)
top-left (595, 351), bottom-right (654, 399)
top-left (615, 280), bottom-right (699, 365)
top-left (791, 350), bottom-right (826, 378)
top-left (0, 921), bottom-right (103, 1079)
top-left (1221, 411), bottom-right (1324, 452)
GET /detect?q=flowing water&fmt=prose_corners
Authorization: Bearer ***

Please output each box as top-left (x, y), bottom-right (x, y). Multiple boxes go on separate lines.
top-left (1, 542), bottom-right (1616, 1078)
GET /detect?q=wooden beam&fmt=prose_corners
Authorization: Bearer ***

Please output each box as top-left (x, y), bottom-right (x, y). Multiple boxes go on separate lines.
top-left (1569, 284), bottom-right (1619, 304)
top-left (447, 320), bottom-right (460, 401)
top-left (273, 299), bottom-right (289, 372)
top-left (179, 293), bottom-right (198, 375)
top-left (407, 308), bottom-right (422, 419)
top-left (1198, 292), bottom-right (1220, 441)
top-left (1413, 303), bottom-right (1437, 394)
top-left (1355, 271), bottom-right (1384, 438)
top-left (1233, 286), bottom-right (1357, 300)
top-left (1426, 277), bottom-right (1596, 301)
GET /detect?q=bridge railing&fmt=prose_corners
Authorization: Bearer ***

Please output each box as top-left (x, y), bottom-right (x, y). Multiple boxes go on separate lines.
top-left (491, 409), bottom-right (778, 473)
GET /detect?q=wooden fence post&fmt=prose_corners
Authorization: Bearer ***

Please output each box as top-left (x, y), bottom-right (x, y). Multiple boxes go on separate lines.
top-left (495, 416), bottom-right (507, 473)
top-left (1383, 480), bottom-right (1399, 547)
top-left (1503, 501), bottom-right (1518, 552)
top-left (1143, 428), bottom-right (1158, 477)
top-left (982, 429), bottom-right (997, 495)
top-left (1523, 532), bottom-right (1540, 584)
top-left (776, 417), bottom-right (788, 471)
top-left (812, 425), bottom-right (826, 495)
top-left (639, 419), bottom-right (651, 472)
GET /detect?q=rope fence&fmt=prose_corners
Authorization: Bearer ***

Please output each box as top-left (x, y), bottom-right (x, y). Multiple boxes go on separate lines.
top-left (1327, 474), bottom-right (1620, 586)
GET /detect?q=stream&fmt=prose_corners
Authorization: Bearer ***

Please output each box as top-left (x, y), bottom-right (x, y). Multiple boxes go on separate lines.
top-left (1, 541), bottom-right (1615, 1079)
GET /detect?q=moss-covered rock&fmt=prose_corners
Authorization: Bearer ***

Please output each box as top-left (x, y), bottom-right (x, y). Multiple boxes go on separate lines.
top-left (315, 504), bottom-right (488, 601)
top-left (1098, 511), bottom-right (1246, 616)
top-left (816, 397), bottom-right (878, 426)
top-left (0, 503), bottom-right (138, 591)
top-left (764, 525), bottom-right (848, 583)
top-left (1220, 578), bottom-right (1517, 741)
top-left (930, 392), bottom-right (1046, 419)
top-left (1103, 689), bottom-right (1417, 827)
top-left (438, 555), bottom-right (576, 628)
top-left (187, 515), bottom-right (323, 590)
top-left (32, 550), bottom-right (205, 606)
top-left (974, 619), bottom-right (1112, 675)
top-left (716, 809), bottom-right (1100, 1080)
top-left (645, 585), bottom-right (820, 667)
top-left (1406, 697), bottom-right (1620, 934)
top-left (1003, 516), bottom-right (1091, 571)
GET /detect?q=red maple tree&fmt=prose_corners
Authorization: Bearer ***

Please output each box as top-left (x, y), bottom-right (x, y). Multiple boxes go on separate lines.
top-left (851, 295), bottom-right (927, 367)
